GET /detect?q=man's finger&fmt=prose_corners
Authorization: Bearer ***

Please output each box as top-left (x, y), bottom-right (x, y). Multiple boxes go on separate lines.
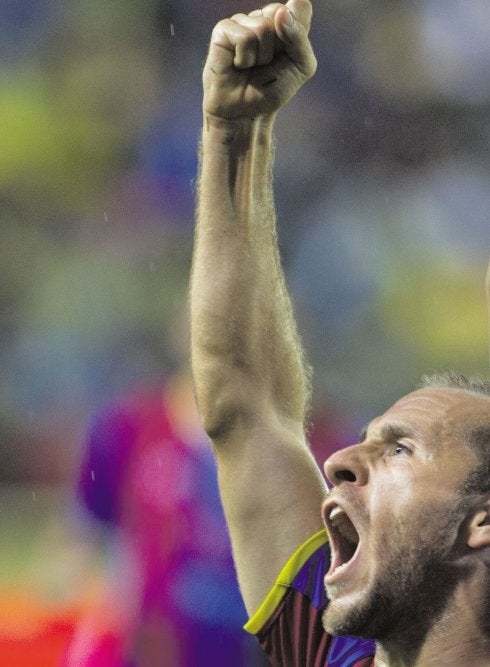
top-left (210, 19), bottom-right (261, 70)
top-left (249, 1), bottom-right (312, 31)
top-left (230, 13), bottom-right (277, 67)
top-left (249, 3), bottom-right (283, 20)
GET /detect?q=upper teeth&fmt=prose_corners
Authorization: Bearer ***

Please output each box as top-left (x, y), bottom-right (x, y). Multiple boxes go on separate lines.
top-left (329, 506), bottom-right (344, 521)
top-left (328, 506), bottom-right (359, 545)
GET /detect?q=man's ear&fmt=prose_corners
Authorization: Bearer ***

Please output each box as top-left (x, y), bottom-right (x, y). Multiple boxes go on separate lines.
top-left (467, 501), bottom-right (490, 550)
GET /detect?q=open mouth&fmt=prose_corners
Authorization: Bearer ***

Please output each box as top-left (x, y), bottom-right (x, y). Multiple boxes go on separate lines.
top-left (324, 503), bottom-right (361, 580)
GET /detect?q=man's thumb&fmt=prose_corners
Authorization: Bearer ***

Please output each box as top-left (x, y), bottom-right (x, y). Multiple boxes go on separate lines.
top-left (285, 0), bottom-right (313, 33)
top-left (274, 5), bottom-right (316, 77)
top-left (275, 5), bottom-right (297, 36)
top-left (283, 7), bottom-right (295, 29)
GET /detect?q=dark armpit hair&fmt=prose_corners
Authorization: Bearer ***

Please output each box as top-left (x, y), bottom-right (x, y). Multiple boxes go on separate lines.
top-left (421, 371), bottom-right (490, 495)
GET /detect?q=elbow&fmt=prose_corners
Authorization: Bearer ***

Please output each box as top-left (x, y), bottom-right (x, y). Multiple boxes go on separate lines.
top-left (193, 373), bottom-right (263, 444)
top-left (198, 394), bottom-right (255, 444)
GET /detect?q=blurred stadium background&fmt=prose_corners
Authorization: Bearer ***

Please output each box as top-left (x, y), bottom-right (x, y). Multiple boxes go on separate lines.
top-left (0, 0), bottom-right (489, 665)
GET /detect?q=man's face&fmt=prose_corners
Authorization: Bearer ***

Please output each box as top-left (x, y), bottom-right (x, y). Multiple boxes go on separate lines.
top-left (321, 387), bottom-right (485, 642)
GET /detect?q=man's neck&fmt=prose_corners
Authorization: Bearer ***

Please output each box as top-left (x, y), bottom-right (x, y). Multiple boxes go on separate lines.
top-left (374, 638), bottom-right (490, 667)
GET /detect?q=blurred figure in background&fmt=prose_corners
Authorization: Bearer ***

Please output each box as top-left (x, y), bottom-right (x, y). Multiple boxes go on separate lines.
top-left (64, 370), bottom-right (265, 667)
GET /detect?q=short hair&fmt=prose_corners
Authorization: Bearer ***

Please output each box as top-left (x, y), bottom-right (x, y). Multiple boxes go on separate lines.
top-left (420, 371), bottom-right (490, 495)
top-left (421, 371), bottom-right (490, 397)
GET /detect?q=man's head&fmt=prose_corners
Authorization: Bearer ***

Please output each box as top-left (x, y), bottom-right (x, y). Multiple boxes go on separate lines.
top-left (321, 372), bottom-right (490, 647)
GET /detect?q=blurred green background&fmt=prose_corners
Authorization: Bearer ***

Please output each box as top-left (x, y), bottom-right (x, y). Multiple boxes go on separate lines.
top-left (0, 0), bottom-right (488, 664)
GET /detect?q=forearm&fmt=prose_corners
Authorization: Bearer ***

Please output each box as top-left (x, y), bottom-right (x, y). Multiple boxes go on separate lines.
top-left (191, 114), bottom-right (310, 441)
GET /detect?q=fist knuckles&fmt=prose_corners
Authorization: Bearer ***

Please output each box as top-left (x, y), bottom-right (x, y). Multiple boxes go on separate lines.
top-left (212, 6), bottom-right (284, 70)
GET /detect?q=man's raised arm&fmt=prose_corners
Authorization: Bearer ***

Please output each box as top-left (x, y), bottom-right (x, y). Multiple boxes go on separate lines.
top-left (190, 1), bottom-right (327, 616)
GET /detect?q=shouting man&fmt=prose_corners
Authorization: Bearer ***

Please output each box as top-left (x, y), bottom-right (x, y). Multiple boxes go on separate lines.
top-left (190, 2), bottom-right (490, 665)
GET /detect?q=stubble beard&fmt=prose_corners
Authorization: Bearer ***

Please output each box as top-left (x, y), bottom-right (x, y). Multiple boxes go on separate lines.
top-left (322, 504), bottom-right (464, 645)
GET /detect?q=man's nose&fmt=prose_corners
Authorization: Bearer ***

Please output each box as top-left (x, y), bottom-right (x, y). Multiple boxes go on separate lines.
top-left (323, 444), bottom-right (368, 487)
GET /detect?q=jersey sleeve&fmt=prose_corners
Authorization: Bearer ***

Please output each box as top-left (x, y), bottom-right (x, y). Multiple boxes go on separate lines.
top-left (244, 530), bottom-right (376, 667)
top-left (244, 530), bottom-right (332, 667)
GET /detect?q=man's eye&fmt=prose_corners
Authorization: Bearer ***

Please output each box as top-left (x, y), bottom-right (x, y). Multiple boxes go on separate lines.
top-left (393, 443), bottom-right (411, 455)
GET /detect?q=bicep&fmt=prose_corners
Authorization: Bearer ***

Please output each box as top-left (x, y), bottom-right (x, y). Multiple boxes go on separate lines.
top-left (213, 422), bottom-right (328, 617)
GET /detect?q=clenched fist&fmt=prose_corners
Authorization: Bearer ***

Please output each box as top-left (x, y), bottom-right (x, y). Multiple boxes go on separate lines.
top-left (203, 1), bottom-right (317, 120)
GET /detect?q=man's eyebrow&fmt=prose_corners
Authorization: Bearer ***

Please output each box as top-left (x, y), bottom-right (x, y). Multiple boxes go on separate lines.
top-left (359, 422), bottom-right (414, 443)
top-left (359, 424), bottom-right (369, 443)
top-left (380, 423), bottom-right (414, 441)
